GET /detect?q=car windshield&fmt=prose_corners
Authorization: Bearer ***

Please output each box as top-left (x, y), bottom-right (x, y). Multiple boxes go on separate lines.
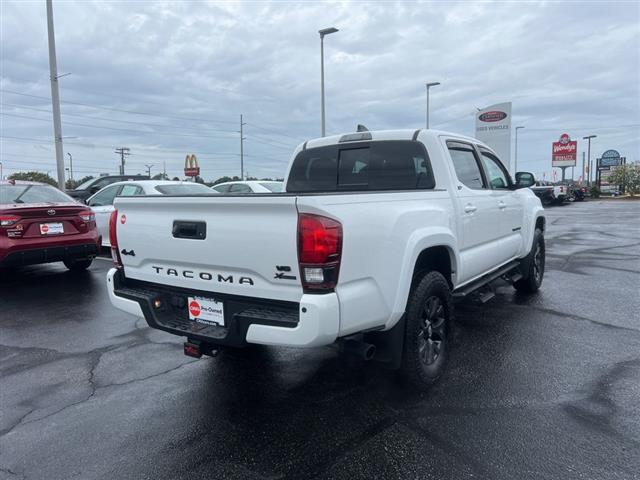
top-left (0, 184), bottom-right (75, 204)
top-left (75, 178), bottom-right (97, 190)
top-left (154, 184), bottom-right (213, 195)
top-left (258, 182), bottom-right (283, 192)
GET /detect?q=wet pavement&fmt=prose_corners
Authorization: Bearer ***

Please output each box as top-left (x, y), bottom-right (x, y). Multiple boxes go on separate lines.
top-left (1, 200), bottom-right (639, 480)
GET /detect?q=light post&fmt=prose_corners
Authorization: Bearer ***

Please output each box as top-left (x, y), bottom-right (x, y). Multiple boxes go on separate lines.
top-left (0, 161), bottom-right (3, 180)
top-left (583, 135), bottom-right (597, 186)
top-left (67, 152), bottom-right (73, 182)
top-left (514, 126), bottom-right (525, 174)
top-left (425, 82), bottom-right (440, 129)
top-left (319, 27), bottom-right (338, 137)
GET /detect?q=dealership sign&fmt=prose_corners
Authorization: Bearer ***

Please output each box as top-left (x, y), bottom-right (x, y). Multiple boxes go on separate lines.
top-left (551, 133), bottom-right (577, 167)
top-left (599, 149), bottom-right (622, 168)
top-left (475, 102), bottom-right (512, 171)
top-left (184, 154), bottom-right (200, 177)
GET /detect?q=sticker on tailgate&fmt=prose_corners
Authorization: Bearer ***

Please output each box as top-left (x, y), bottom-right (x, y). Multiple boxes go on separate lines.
top-left (188, 296), bottom-right (224, 326)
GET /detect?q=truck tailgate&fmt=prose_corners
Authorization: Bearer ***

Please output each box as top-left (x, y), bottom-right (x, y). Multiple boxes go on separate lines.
top-left (113, 195), bottom-right (302, 302)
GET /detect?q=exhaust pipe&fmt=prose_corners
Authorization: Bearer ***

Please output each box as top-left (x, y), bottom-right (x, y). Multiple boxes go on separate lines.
top-left (342, 338), bottom-right (376, 361)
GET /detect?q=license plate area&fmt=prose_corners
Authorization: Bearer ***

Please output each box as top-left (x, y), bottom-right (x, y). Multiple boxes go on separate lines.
top-left (40, 222), bottom-right (64, 235)
top-left (187, 295), bottom-right (225, 327)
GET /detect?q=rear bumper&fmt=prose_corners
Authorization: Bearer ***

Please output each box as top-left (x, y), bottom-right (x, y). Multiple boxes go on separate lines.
top-left (0, 242), bottom-right (99, 267)
top-left (106, 268), bottom-right (339, 348)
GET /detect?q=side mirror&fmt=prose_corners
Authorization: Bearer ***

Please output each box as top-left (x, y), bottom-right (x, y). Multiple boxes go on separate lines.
top-left (515, 171), bottom-right (535, 189)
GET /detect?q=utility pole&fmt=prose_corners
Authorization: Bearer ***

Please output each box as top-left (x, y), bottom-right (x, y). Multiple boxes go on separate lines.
top-left (581, 151), bottom-right (585, 184)
top-left (583, 135), bottom-right (596, 187)
top-left (46, 0), bottom-right (65, 190)
top-left (114, 147), bottom-right (130, 175)
top-left (163, 161), bottom-right (166, 179)
top-left (144, 164), bottom-right (154, 177)
top-left (239, 114), bottom-right (246, 180)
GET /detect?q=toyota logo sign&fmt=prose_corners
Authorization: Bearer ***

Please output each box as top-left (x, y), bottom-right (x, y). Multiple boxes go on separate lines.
top-left (47, 209), bottom-right (56, 216)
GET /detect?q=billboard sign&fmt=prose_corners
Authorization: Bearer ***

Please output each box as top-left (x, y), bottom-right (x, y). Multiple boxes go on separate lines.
top-left (184, 154), bottom-right (200, 177)
top-left (475, 102), bottom-right (512, 171)
top-left (599, 150), bottom-right (622, 167)
top-left (552, 133), bottom-right (577, 167)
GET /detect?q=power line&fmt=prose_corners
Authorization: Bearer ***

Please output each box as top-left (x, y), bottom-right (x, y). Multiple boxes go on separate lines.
top-left (0, 135), bottom-right (244, 156)
top-left (1, 102), bottom-right (238, 134)
top-left (1, 89), bottom-right (238, 125)
top-left (0, 112), bottom-right (238, 140)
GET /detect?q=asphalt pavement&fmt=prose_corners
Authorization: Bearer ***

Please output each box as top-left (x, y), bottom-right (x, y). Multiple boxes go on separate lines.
top-left (1, 200), bottom-right (639, 480)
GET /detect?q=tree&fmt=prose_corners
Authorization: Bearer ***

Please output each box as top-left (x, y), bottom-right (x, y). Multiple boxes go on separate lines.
top-left (65, 175), bottom-right (94, 190)
top-left (8, 171), bottom-right (58, 187)
top-left (152, 173), bottom-right (169, 180)
top-left (607, 164), bottom-right (640, 196)
top-left (211, 176), bottom-right (241, 185)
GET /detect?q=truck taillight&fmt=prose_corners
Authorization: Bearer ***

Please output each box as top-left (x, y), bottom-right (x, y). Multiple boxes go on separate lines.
top-left (0, 215), bottom-right (20, 227)
top-left (297, 213), bottom-right (342, 293)
top-left (109, 210), bottom-right (122, 268)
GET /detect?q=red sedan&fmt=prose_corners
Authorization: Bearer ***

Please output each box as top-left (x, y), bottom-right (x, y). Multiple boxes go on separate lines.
top-left (0, 180), bottom-right (101, 270)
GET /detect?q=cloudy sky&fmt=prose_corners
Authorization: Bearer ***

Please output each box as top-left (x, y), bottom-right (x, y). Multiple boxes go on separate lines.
top-left (1, 0), bottom-right (638, 182)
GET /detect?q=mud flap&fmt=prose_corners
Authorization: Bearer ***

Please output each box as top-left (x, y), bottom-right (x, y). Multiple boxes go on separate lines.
top-left (366, 314), bottom-right (406, 370)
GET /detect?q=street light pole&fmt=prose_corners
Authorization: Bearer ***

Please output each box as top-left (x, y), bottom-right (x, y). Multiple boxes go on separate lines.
top-left (514, 126), bottom-right (525, 174)
top-left (425, 82), bottom-right (440, 129)
top-left (583, 135), bottom-right (597, 187)
top-left (319, 27), bottom-right (338, 137)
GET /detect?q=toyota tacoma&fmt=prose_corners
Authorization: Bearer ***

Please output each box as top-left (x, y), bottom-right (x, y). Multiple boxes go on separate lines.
top-left (106, 128), bottom-right (545, 390)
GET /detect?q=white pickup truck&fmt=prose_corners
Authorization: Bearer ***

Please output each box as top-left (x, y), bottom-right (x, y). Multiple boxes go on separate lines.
top-left (106, 128), bottom-right (545, 390)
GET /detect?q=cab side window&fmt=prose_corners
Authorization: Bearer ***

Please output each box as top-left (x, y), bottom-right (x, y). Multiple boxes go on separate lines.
top-left (480, 151), bottom-right (510, 190)
top-left (447, 142), bottom-right (485, 189)
top-left (88, 184), bottom-right (120, 207)
top-left (229, 183), bottom-right (252, 193)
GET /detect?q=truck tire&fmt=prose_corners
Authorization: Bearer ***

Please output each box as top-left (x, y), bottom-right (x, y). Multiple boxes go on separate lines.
top-left (63, 258), bottom-right (93, 271)
top-left (514, 228), bottom-right (545, 293)
top-left (400, 271), bottom-right (451, 391)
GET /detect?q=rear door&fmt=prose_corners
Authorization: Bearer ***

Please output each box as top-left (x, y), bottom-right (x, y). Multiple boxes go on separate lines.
top-left (114, 195), bottom-right (302, 302)
top-left (445, 140), bottom-right (503, 283)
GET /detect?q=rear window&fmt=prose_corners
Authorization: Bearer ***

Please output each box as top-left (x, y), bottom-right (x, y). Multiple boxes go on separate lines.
top-left (154, 184), bottom-right (213, 195)
top-left (286, 141), bottom-right (435, 193)
top-left (0, 184), bottom-right (74, 204)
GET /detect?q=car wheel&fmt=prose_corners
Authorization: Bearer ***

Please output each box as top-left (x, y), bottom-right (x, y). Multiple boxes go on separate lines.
top-left (64, 258), bottom-right (93, 271)
top-left (514, 229), bottom-right (545, 293)
top-left (400, 271), bottom-right (451, 391)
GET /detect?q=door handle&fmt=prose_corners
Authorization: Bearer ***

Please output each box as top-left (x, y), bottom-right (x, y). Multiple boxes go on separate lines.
top-left (498, 201), bottom-right (507, 210)
top-left (464, 204), bottom-right (477, 213)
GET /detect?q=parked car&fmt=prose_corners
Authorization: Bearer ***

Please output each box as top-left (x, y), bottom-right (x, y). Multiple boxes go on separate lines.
top-left (106, 128), bottom-right (545, 391)
top-left (212, 181), bottom-right (284, 193)
top-left (66, 175), bottom-right (149, 203)
top-left (0, 180), bottom-right (100, 270)
top-left (86, 180), bottom-right (214, 247)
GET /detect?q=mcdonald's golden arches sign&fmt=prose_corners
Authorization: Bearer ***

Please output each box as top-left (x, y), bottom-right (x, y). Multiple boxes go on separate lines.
top-left (184, 154), bottom-right (200, 177)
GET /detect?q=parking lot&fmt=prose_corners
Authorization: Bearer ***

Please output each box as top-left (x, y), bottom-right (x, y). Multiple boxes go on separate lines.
top-left (1, 200), bottom-right (639, 480)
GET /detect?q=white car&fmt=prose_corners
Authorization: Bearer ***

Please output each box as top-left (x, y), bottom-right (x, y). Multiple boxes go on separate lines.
top-left (211, 181), bottom-right (283, 193)
top-left (87, 180), bottom-right (214, 247)
top-left (107, 128), bottom-right (545, 391)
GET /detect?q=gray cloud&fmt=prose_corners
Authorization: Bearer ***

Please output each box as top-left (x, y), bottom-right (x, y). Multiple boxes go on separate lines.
top-left (1, 0), bottom-right (638, 181)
